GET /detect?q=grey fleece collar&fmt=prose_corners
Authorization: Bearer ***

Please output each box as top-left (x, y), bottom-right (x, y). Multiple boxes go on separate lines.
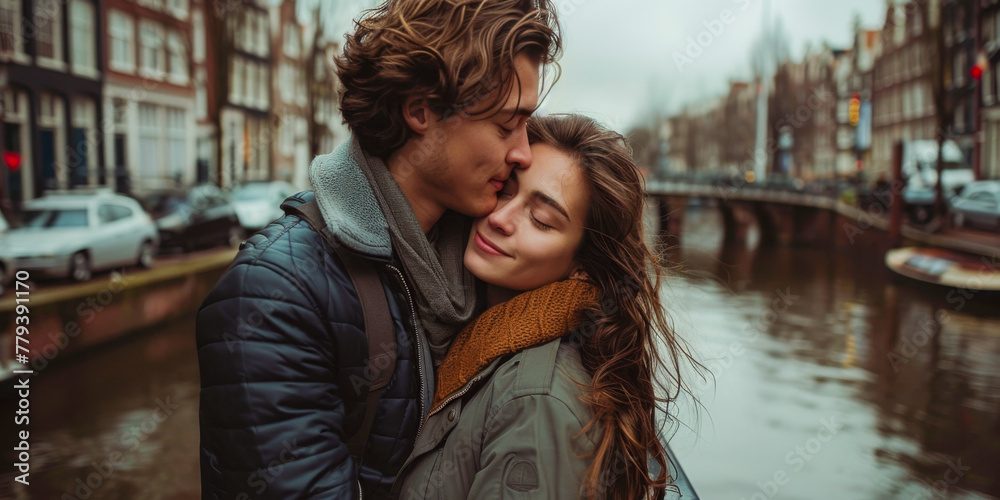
top-left (308, 137), bottom-right (393, 260)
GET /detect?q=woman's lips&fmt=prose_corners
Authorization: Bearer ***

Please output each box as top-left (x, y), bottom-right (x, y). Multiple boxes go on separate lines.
top-left (475, 232), bottom-right (511, 257)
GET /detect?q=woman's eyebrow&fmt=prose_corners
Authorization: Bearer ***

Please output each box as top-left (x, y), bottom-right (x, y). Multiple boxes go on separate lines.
top-left (531, 190), bottom-right (571, 222)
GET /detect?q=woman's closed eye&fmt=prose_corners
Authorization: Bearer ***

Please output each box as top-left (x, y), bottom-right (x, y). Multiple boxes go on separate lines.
top-left (531, 214), bottom-right (553, 231)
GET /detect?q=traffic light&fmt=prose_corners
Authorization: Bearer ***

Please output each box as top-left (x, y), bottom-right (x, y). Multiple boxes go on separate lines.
top-left (972, 51), bottom-right (988, 80)
top-left (849, 94), bottom-right (861, 127)
top-left (3, 151), bottom-right (20, 172)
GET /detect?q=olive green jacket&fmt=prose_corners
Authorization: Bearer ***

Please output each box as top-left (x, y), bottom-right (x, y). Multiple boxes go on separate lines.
top-left (390, 337), bottom-right (600, 499)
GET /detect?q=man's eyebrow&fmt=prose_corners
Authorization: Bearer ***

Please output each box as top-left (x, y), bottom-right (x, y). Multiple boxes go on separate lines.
top-left (531, 190), bottom-right (571, 222)
top-left (498, 106), bottom-right (535, 121)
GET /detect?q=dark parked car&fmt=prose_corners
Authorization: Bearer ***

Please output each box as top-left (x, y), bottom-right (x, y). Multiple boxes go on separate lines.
top-left (137, 184), bottom-right (245, 252)
top-left (950, 180), bottom-right (1000, 232)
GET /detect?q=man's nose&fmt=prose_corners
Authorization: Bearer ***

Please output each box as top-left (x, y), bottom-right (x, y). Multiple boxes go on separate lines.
top-left (507, 126), bottom-right (532, 170)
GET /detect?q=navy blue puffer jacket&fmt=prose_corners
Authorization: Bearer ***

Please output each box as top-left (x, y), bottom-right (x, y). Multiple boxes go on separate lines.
top-left (197, 190), bottom-right (432, 499)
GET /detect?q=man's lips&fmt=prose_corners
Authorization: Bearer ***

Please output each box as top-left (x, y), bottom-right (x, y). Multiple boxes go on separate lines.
top-left (475, 232), bottom-right (511, 257)
top-left (489, 179), bottom-right (504, 191)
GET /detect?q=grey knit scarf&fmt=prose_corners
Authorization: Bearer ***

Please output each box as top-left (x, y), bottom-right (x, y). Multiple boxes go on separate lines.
top-left (312, 137), bottom-right (480, 363)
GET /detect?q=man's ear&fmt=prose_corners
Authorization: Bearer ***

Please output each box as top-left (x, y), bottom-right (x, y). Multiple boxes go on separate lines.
top-left (402, 95), bottom-right (434, 135)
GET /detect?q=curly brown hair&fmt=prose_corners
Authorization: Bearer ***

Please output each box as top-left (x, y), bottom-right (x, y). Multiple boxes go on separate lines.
top-left (335, 0), bottom-right (562, 159)
top-left (527, 115), bottom-right (706, 500)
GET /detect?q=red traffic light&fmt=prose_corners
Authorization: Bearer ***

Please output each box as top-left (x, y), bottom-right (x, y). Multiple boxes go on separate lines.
top-left (973, 51), bottom-right (989, 80)
top-left (3, 151), bottom-right (20, 171)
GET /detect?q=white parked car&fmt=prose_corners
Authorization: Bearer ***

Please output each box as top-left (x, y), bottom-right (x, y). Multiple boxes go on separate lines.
top-left (950, 180), bottom-right (1000, 232)
top-left (1, 188), bottom-right (159, 282)
top-left (231, 181), bottom-right (299, 231)
top-left (0, 211), bottom-right (17, 294)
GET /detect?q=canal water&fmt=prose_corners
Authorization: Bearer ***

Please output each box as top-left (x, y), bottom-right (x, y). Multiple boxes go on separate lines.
top-left (0, 205), bottom-right (997, 499)
top-left (667, 207), bottom-right (1000, 500)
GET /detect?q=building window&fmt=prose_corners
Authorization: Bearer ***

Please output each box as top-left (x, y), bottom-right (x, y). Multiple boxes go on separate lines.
top-left (167, 30), bottom-right (188, 84)
top-left (167, 108), bottom-right (186, 178)
top-left (284, 22), bottom-right (300, 58)
top-left (192, 8), bottom-right (205, 63)
top-left (140, 21), bottom-right (166, 78)
top-left (0, 0), bottom-right (24, 60)
top-left (314, 53), bottom-right (327, 82)
top-left (109, 10), bottom-right (135, 72)
top-left (955, 102), bottom-right (966, 134)
top-left (167, 0), bottom-right (188, 19)
top-left (35, 0), bottom-right (64, 69)
top-left (984, 60), bottom-right (995, 106)
top-left (954, 50), bottom-right (967, 87)
top-left (279, 117), bottom-right (293, 156)
top-left (138, 0), bottom-right (164, 11)
top-left (113, 98), bottom-right (128, 127)
top-left (279, 62), bottom-right (291, 103)
top-left (995, 10), bottom-right (1000, 43)
top-left (70, 96), bottom-right (97, 186)
top-left (139, 104), bottom-right (162, 180)
top-left (259, 65), bottom-right (270, 108)
top-left (257, 12), bottom-right (269, 57)
top-left (240, 10), bottom-right (253, 54)
top-left (231, 57), bottom-right (245, 105)
top-left (903, 84), bottom-right (912, 119)
top-left (70, 0), bottom-right (98, 78)
top-left (195, 69), bottom-right (207, 119)
top-left (992, 122), bottom-right (1000, 179)
top-left (246, 62), bottom-right (258, 108)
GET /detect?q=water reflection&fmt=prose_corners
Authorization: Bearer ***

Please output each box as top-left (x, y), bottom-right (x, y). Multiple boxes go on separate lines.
top-left (669, 206), bottom-right (999, 500)
top-left (0, 316), bottom-right (200, 499)
top-left (0, 204), bottom-right (996, 499)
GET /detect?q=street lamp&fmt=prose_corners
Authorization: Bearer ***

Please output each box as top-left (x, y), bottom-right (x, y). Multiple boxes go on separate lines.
top-left (753, 0), bottom-right (772, 183)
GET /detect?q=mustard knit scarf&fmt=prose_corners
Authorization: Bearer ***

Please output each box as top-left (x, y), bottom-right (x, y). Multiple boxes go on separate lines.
top-left (433, 279), bottom-right (599, 409)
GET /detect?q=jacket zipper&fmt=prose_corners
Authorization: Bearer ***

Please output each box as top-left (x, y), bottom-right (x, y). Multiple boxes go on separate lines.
top-left (427, 374), bottom-right (483, 418)
top-left (388, 360), bottom-right (497, 498)
top-left (386, 264), bottom-right (426, 440)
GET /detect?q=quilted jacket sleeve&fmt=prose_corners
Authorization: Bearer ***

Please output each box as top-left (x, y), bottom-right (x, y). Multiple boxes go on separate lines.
top-left (196, 223), bottom-right (362, 499)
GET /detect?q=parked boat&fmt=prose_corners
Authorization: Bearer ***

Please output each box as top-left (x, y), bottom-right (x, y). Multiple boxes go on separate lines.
top-left (885, 246), bottom-right (1000, 291)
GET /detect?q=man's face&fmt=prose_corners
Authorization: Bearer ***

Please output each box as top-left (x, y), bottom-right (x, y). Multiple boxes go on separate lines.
top-left (402, 53), bottom-right (540, 218)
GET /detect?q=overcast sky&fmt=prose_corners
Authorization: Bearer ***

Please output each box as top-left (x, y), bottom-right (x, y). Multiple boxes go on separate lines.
top-left (314, 0), bottom-right (889, 132)
top-left (540, 0), bottom-right (889, 131)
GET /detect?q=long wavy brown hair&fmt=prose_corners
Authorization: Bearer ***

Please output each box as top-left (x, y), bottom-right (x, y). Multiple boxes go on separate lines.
top-left (527, 115), bottom-right (705, 500)
top-left (335, 0), bottom-right (562, 159)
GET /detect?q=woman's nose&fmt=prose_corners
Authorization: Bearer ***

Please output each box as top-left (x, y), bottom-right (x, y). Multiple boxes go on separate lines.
top-left (486, 203), bottom-right (516, 236)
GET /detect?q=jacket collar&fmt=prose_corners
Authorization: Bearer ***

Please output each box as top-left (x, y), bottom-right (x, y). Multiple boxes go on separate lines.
top-left (307, 136), bottom-right (392, 260)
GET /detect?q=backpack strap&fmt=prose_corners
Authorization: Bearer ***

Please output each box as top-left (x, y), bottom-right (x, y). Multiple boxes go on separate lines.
top-left (284, 199), bottom-right (397, 462)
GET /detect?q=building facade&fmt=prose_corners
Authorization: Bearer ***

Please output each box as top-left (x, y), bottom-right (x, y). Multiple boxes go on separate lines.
top-left (0, 0), bottom-right (104, 209)
top-left (270, 0), bottom-right (307, 187)
top-left (307, 37), bottom-right (348, 187)
top-left (218, 0), bottom-right (271, 188)
top-left (943, 0), bottom-right (979, 167)
top-left (840, 27), bottom-right (881, 178)
top-left (978, 0), bottom-right (1000, 179)
top-left (871, 0), bottom-right (939, 178)
top-left (719, 81), bottom-right (757, 172)
top-left (102, 0), bottom-right (197, 193)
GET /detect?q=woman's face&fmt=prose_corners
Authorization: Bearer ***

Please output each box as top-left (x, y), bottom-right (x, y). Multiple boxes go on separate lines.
top-left (464, 143), bottom-right (590, 291)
